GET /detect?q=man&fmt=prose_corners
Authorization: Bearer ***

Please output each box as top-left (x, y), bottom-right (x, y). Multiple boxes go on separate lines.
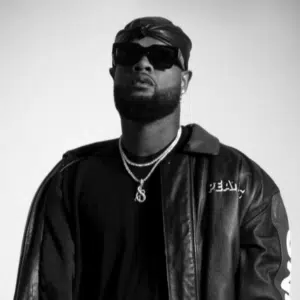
top-left (14, 16), bottom-right (291, 300)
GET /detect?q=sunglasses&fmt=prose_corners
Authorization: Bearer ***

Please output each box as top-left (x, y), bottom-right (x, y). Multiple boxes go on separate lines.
top-left (112, 42), bottom-right (185, 70)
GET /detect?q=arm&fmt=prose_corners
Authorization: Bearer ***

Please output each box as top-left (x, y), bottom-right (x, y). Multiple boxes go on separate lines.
top-left (239, 192), bottom-right (291, 300)
top-left (13, 162), bottom-right (75, 300)
top-left (39, 169), bottom-right (75, 299)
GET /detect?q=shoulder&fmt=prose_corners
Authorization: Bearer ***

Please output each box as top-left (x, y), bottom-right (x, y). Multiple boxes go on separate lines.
top-left (215, 143), bottom-right (281, 224)
top-left (217, 143), bottom-right (279, 195)
top-left (184, 123), bottom-right (279, 197)
top-left (32, 138), bottom-right (119, 207)
top-left (60, 138), bottom-right (119, 172)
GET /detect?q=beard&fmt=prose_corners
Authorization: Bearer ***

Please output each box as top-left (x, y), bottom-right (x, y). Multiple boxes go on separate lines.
top-left (114, 84), bottom-right (181, 123)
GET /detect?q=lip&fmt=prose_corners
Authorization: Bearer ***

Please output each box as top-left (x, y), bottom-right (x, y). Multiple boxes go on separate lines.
top-left (131, 74), bottom-right (155, 87)
top-left (132, 82), bottom-right (154, 90)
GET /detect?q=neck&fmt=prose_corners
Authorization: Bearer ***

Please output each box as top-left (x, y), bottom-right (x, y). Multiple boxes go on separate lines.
top-left (120, 110), bottom-right (181, 157)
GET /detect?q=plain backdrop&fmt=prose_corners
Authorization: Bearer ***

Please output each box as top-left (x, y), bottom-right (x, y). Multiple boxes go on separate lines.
top-left (1, 0), bottom-right (299, 299)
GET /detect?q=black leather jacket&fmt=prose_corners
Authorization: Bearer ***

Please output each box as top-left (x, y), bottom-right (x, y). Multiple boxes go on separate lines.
top-left (13, 124), bottom-right (291, 300)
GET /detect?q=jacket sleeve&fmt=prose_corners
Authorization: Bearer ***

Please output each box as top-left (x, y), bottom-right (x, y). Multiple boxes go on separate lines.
top-left (239, 191), bottom-right (291, 300)
top-left (13, 161), bottom-right (74, 300)
top-left (38, 168), bottom-right (75, 300)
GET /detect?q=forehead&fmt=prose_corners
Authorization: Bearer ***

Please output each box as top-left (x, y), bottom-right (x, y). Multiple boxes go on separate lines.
top-left (130, 36), bottom-right (167, 47)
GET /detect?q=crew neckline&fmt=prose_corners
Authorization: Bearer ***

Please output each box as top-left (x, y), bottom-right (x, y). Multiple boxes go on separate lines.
top-left (122, 126), bottom-right (190, 164)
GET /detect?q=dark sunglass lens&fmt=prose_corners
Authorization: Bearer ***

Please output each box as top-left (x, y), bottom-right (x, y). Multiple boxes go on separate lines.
top-left (148, 46), bottom-right (177, 69)
top-left (114, 43), bottom-right (141, 66)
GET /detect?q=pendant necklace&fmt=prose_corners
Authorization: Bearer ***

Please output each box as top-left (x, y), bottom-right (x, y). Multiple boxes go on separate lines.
top-left (118, 127), bottom-right (182, 203)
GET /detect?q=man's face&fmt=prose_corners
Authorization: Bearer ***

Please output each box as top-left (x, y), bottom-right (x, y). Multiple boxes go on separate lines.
top-left (111, 37), bottom-right (183, 123)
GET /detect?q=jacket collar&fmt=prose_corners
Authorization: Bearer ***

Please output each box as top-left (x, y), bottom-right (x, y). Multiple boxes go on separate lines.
top-left (182, 123), bottom-right (220, 155)
top-left (64, 123), bottom-right (220, 164)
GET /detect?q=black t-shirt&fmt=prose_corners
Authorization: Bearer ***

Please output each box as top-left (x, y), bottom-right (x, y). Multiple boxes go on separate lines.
top-left (40, 126), bottom-right (190, 300)
top-left (116, 127), bottom-right (190, 300)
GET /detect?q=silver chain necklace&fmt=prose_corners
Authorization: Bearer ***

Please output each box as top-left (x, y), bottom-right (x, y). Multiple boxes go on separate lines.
top-left (118, 127), bottom-right (182, 203)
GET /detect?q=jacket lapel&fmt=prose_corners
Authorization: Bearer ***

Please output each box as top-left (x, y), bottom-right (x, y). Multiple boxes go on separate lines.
top-left (160, 124), bottom-right (218, 299)
top-left (160, 154), bottom-right (199, 300)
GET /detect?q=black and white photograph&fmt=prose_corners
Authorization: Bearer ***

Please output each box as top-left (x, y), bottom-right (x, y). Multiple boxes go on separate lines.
top-left (1, 1), bottom-right (298, 299)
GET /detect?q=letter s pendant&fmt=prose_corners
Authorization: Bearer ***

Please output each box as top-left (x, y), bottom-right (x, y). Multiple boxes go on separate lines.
top-left (135, 182), bottom-right (146, 203)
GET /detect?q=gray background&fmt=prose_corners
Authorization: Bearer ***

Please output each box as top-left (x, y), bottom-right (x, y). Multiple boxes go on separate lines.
top-left (1, 0), bottom-right (298, 298)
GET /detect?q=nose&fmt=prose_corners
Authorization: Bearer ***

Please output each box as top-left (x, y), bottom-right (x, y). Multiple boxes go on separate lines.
top-left (132, 56), bottom-right (154, 73)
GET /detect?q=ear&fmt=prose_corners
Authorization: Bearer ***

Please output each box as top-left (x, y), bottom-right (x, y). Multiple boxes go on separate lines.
top-left (180, 70), bottom-right (193, 95)
top-left (109, 67), bottom-right (115, 79)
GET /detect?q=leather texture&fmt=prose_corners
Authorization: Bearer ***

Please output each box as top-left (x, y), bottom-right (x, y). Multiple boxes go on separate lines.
top-left (13, 123), bottom-right (291, 300)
